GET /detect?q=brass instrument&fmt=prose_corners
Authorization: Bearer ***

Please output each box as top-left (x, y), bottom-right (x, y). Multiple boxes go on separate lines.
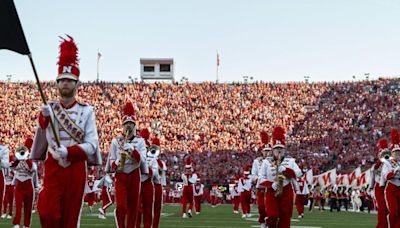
top-left (117, 128), bottom-right (132, 172)
top-left (379, 149), bottom-right (392, 161)
top-left (275, 154), bottom-right (285, 197)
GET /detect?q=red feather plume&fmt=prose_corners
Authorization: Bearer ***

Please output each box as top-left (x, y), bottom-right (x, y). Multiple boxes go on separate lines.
top-left (260, 130), bottom-right (269, 144)
top-left (377, 138), bottom-right (388, 150)
top-left (123, 101), bottom-right (135, 116)
top-left (152, 138), bottom-right (160, 147)
top-left (391, 128), bottom-right (400, 145)
top-left (58, 35), bottom-right (78, 66)
top-left (185, 156), bottom-right (192, 165)
top-left (272, 126), bottom-right (285, 145)
top-left (140, 128), bottom-right (150, 140)
top-left (24, 137), bottom-right (33, 151)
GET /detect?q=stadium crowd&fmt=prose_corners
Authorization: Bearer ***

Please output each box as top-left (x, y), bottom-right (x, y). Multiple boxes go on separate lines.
top-left (0, 78), bottom-right (399, 184)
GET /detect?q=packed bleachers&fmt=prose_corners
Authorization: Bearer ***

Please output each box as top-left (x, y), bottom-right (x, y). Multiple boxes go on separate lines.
top-left (0, 78), bottom-right (399, 184)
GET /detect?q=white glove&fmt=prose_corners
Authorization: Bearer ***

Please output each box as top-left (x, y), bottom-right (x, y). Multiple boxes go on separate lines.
top-left (272, 182), bottom-right (278, 191)
top-left (114, 159), bottom-right (120, 166)
top-left (296, 190), bottom-right (301, 195)
top-left (278, 165), bottom-right (286, 173)
top-left (123, 143), bottom-right (134, 152)
top-left (56, 145), bottom-right (68, 158)
top-left (41, 105), bottom-right (51, 117)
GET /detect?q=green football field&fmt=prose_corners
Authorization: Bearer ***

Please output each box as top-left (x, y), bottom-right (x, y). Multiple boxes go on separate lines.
top-left (0, 204), bottom-right (377, 228)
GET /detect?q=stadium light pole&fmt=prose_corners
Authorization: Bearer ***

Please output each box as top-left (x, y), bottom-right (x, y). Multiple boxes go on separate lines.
top-left (243, 75), bottom-right (249, 84)
top-left (304, 75), bottom-right (310, 84)
top-left (365, 73), bottom-right (370, 81)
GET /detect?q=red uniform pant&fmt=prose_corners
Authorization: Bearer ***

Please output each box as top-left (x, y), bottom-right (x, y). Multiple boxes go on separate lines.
top-left (295, 194), bottom-right (306, 216)
top-left (210, 195), bottom-right (218, 206)
top-left (240, 190), bottom-right (251, 215)
top-left (181, 185), bottom-right (194, 214)
top-left (3, 184), bottom-right (14, 216)
top-left (257, 188), bottom-right (266, 224)
top-left (153, 184), bottom-right (162, 228)
top-left (114, 169), bottom-right (141, 228)
top-left (194, 195), bottom-right (202, 212)
top-left (13, 179), bottom-right (34, 227)
top-left (374, 184), bottom-right (388, 228)
top-left (233, 196), bottom-right (240, 211)
top-left (265, 184), bottom-right (294, 228)
top-left (38, 156), bottom-right (86, 228)
top-left (136, 179), bottom-right (154, 228)
top-left (101, 186), bottom-right (112, 212)
top-left (86, 192), bottom-right (95, 207)
top-left (385, 182), bottom-right (400, 228)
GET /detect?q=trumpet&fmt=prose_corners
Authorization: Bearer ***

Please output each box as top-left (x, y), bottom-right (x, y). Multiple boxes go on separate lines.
top-left (274, 154), bottom-right (285, 197)
top-left (117, 128), bottom-right (133, 172)
top-left (379, 149), bottom-right (392, 161)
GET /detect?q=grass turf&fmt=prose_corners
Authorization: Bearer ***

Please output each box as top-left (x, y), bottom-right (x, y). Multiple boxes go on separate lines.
top-left (0, 204), bottom-right (377, 227)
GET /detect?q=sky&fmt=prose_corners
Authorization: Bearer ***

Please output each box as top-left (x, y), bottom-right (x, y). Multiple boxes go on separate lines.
top-left (1, 0), bottom-right (400, 83)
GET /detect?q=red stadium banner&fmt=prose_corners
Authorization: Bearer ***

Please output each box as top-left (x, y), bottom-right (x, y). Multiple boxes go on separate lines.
top-left (356, 168), bottom-right (372, 188)
top-left (348, 167), bottom-right (361, 187)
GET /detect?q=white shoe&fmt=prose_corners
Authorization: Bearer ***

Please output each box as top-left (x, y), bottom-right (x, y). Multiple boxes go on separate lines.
top-left (32, 210), bottom-right (36, 213)
top-left (98, 208), bottom-right (105, 215)
top-left (195, 212), bottom-right (200, 215)
top-left (246, 213), bottom-right (252, 218)
top-left (242, 214), bottom-right (246, 218)
top-left (1, 214), bottom-right (5, 219)
top-left (182, 213), bottom-right (187, 218)
top-left (260, 223), bottom-right (266, 228)
top-left (7, 215), bottom-right (12, 219)
top-left (98, 214), bottom-right (106, 219)
top-left (13, 225), bottom-right (19, 228)
top-left (298, 215), bottom-right (302, 218)
top-left (233, 210), bottom-right (239, 214)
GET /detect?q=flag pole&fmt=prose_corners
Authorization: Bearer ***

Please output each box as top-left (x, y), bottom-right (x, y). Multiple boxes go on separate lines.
top-left (216, 51), bottom-right (219, 83)
top-left (28, 54), bottom-right (61, 147)
top-left (97, 50), bottom-right (100, 83)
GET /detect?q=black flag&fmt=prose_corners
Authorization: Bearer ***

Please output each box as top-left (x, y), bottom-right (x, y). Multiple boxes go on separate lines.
top-left (0, 0), bottom-right (30, 55)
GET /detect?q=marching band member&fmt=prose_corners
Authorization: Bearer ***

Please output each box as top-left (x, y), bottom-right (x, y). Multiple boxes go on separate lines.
top-left (259, 126), bottom-right (302, 228)
top-left (295, 176), bottom-right (310, 218)
top-left (148, 137), bottom-right (166, 228)
top-left (11, 137), bottom-right (39, 228)
top-left (210, 182), bottom-right (219, 208)
top-left (105, 101), bottom-right (148, 228)
top-left (251, 130), bottom-right (271, 228)
top-left (84, 175), bottom-right (97, 214)
top-left (136, 135), bottom-right (158, 228)
top-left (31, 36), bottom-right (101, 228)
top-left (2, 166), bottom-right (14, 219)
top-left (193, 175), bottom-right (204, 214)
top-left (181, 156), bottom-right (197, 218)
top-left (238, 165), bottom-right (252, 218)
top-left (381, 128), bottom-right (400, 228)
top-left (369, 138), bottom-right (389, 228)
top-left (97, 174), bottom-right (113, 219)
top-left (230, 175), bottom-right (241, 214)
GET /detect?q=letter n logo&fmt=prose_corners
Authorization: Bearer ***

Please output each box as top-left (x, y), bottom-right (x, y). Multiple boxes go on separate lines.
top-left (63, 66), bottom-right (72, 73)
